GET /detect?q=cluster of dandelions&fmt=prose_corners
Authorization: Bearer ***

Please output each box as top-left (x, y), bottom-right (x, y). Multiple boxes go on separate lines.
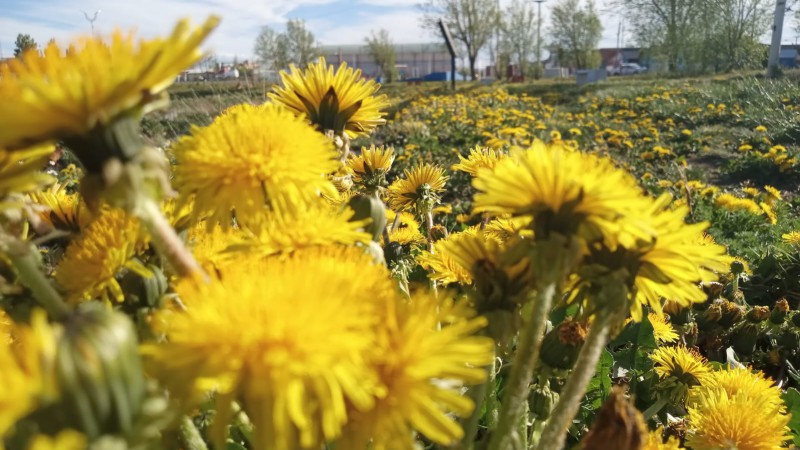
top-left (0, 15), bottom-right (497, 450)
top-left (0, 13), bottom-right (793, 450)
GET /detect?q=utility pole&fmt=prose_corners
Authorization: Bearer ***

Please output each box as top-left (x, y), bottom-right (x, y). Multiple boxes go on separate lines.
top-left (767, 0), bottom-right (786, 78)
top-left (535, 0), bottom-right (545, 78)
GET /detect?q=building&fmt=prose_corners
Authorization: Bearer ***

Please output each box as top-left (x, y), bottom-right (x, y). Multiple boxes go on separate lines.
top-left (319, 43), bottom-right (450, 80)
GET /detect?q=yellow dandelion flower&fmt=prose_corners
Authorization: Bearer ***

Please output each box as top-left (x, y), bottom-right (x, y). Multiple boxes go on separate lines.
top-left (483, 217), bottom-right (533, 242)
top-left (742, 187), bottom-right (760, 198)
top-left (688, 367), bottom-right (784, 410)
top-left (0, 144), bottom-right (55, 211)
top-left (54, 207), bottom-right (151, 304)
top-left (782, 231), bottom-right (800, 245)
top-left (384, 210), bottom-right (425, 245)
top-left (473, 140), bottom-right (647, 247)
top-left (187, 223), bottom-right (242, 273)
top-left (229, 199), bottom-right (371, 258)
top-left (715, 193), bottom-right (762, 215)
top-left (144, 246), bottom-right (396, 450)
top-left (29, 184), bottom-right (91, 232)
top-left (0, 17), bottom-right (219, 150)
top-left (764, 185), bottom-right (782, 203)
top-left (1, 311), bottom-right (56, 440)
top-left (269, 57), bottom-right (389, 137)
top-left (648, 313), bottom-right (679, 344)
top-left (25, 430), bottom-right (86, 450)
top-left (172, 103), bottom-right (338, 228)
top-left (686, 388), bottom-right (789, 450)
top-left (755, 125), bottom-right (768, 133)
top-left (569, 128), bottom-right (583, 136)
top-left (339, 293), bottom-right (493, 449)
top-left (760, 202), bottom-right (777, 225)
top-left (451, 147), bottom-right (508, 177)
top-left (418, 230), bottom-right (479, 285)
top-left (387, 163), bottom-right (448, 212)
top-left (347, 145), bottom-right (395, 188)
top-left (643, 428), bottom-right (683, 450)
top-left (572, 195), bottom-right (728, 320)
top-left (651, 345), bottom-right (711, 385)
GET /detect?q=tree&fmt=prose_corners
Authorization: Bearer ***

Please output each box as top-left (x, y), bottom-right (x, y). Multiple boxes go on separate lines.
top-left (365, 29), bottom-right (398, 83)
top-left (14, 34), bottom-right (38, 57)
top-left (706, 0), bottom-right (771, 71)
top-left (613, 0), bottom-right (701, 71)
top-left (253, 19), bottom-right (319, 72)
top-left (500, 0), bottom-right (538, 78)
top-left (550, 0), bottom-right (603, 70)
top-left (419, 0), bottom-right (499, 80)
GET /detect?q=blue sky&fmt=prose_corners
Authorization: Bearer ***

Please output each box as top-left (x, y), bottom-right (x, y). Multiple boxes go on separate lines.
top-left (1, 0), bottom-right (795, 63)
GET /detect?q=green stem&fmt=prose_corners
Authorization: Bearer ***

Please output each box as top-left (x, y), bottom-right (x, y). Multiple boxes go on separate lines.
top-left (487, 282), bottom-right (556, 450)
top-left (534, 310), bottom-right (615, 450)
top-left (642, 396), bottom-right (669, 420)
top-left (485, 357), bottom-right (499, 429)
top-left (178, 415), bottom-right (209, 450)
top-left (137, 198), bottom-right (206, 280)
top-left (6, 238), bottom-right (69, 320)
top-left (459, 374), bottom-right (489, 450)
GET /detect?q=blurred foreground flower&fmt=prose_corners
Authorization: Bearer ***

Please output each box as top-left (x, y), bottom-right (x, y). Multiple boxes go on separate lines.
top-left (0, 17), bottom-right (219, 153)
top-left (0, 311), bottom-right (57, 443)
top-left (145, 246), bottom-right (396, 450)
top-left (339, 293), bottom-right (493, 449)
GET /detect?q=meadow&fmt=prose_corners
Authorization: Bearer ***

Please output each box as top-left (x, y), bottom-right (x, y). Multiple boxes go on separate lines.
top-left (2, 16), bottom-right (800, 450)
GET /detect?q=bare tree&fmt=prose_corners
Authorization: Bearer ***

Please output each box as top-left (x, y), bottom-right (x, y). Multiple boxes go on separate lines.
top-left (365, 29), bottom-right (398, 82)
top-left (419, 0), bottom-right (499, 80)
top-left (253, 20), bottom-right (319, 71)
top-left (500, 0), bottom-right (538, 78)
top-left (550, 0), bottom-right (603, 69)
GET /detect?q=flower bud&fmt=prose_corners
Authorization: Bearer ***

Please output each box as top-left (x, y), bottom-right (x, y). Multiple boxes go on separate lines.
top-left (528, 383), bottom-right (559, 420)
top-left (540, 319), bottom-right (588, 370)
top-left (581, 387), bottom-right (645, 450)
top-left (746, 306), bottom-right (770, 323)
top-left (770, 299), bottom-right (790, 325)
top-left (53, 303), bottom-right (145, 438)
top-left (347, 194), bottom-right (387, 242)
top-left (729, 321), bottom-right (760, 356)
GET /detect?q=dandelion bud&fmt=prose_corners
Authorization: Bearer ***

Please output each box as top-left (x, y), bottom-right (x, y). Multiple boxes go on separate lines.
top-left (778, 327), bottom-right (800, 349)
top-left (770, 299), bottom-right (790, 325)
top-left (528, 383), bottom-right (559, 420)
top-left (53, 303), bottom-right (145, 438)
top-left (729, 321), bottom-right (760, 356)
top-left (730, 260), bottom-right (746, 275)
top-left (347, 193), bottom-right (387, 242)
top-left (745, 306), bottom-right (770, 323)
top-left (718, 301), bottom-right (744, 328)
top-left (581, 387), bottom-right (645, 450)
top-left (540, 319), bottom-right (588, 370)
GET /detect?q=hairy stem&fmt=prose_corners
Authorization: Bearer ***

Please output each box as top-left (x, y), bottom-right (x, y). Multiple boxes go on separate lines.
top-left (534, 310), bottom-right (615, 450)
top-left (137, 198), bottom-right (205, 280)
top-left (6, 238), bottom-right (69, 320)
top-left (488, 282), bottom-right (556, 450)
top-left (178, 415), bottom-right (208, 450)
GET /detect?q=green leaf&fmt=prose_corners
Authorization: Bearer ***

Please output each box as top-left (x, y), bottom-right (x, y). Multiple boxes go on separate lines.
top-left (781, 387), bottom-right (800, 446)
top-left (610, 314), bottom-right (658, 349)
